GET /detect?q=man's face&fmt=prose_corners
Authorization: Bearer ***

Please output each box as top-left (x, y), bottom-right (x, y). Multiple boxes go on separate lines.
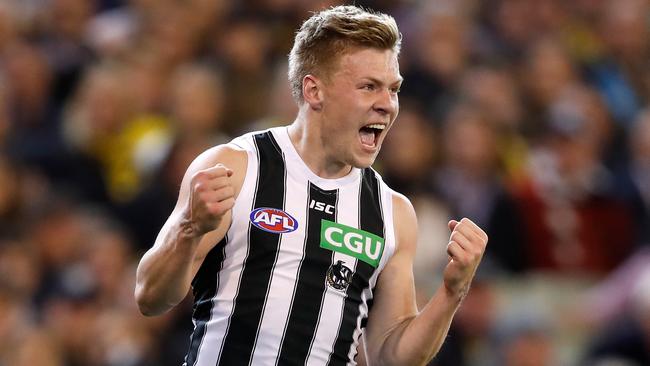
top-left (319, 48), bottom-right (402, 169)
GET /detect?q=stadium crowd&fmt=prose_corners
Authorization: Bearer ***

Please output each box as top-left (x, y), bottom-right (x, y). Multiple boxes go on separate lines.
top-left (0, 0), bottom-right (649, 365)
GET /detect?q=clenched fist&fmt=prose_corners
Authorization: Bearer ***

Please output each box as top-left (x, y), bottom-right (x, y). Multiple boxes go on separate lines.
top-left (183, 163), bottom-right (235, 237)
top-left (443, 218), bottom-right (488, 302)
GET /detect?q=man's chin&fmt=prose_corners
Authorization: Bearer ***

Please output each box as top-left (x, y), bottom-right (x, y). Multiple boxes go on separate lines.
top-left (351, 156), bottom-right (377, 169)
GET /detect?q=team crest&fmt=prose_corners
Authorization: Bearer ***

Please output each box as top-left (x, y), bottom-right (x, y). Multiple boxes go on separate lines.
top-left (249, 207), bottom-right (298, 233)
top-left (326, 260), bottom-right (353, 291)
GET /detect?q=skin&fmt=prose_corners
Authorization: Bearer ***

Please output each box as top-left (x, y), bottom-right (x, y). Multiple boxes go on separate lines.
top-left (134, 47), bottom-right (488, 366)
top-left (289, 47), bottom-right (402, 176)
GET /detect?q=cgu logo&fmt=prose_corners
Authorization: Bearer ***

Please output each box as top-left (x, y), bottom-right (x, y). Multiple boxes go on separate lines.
top-left (320, 220), bottom-right (384, 268)
top-left (250, 207), bottom-right (298, 233)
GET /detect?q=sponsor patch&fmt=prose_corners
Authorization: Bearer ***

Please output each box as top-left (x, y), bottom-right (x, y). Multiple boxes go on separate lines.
top-left (249, 207), bottom-right (298, 233)
top-left (320, 219), bottom-right (384, 268)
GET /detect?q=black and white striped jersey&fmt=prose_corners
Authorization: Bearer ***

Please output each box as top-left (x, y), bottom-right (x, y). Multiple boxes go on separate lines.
top-left (184, 127), bottom-right (397, 366)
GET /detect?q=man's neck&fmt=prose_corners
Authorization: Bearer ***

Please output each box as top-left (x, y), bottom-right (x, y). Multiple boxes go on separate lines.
top-left (287, 112), bottom-right (353, 179)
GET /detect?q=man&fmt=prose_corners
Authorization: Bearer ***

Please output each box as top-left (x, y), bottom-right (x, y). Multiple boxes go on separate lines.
top-left (135, 5), bottom-right (488, 366)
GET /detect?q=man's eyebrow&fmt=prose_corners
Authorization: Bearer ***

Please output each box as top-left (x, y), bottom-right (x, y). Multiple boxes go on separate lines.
top-left (361, 76), bottom-right (404, 86)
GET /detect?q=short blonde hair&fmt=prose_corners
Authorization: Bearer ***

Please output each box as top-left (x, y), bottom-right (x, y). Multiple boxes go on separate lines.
top-left (288, 6), bottom-right (401, 103)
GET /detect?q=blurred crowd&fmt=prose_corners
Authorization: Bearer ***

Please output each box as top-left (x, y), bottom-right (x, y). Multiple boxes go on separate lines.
top-left (0, 0), bottom-right (649, 365)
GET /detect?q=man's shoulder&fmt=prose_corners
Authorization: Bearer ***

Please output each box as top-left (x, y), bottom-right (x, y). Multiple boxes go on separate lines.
top-left (205, 126), bottom-right (285, 162)
top-left (199, 143), bottom-right (247, 165)
top-left (184, 143), bottom-right (249, 189)
top-left (229, 126), bottom-right (288, 151)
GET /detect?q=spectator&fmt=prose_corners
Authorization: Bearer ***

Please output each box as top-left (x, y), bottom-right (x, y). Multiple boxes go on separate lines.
top-left (583, 267), bottom-right (650, 366)
top-left (434, 102), bottom-right (527, 273)
top-left (63, 64), bottom-right (171, 204)
top-left (510, 85), bottom-right (637, 275)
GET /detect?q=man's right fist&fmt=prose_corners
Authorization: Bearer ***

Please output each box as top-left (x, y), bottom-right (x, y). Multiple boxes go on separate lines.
top-left (185, 163), bottom-right (235, 236)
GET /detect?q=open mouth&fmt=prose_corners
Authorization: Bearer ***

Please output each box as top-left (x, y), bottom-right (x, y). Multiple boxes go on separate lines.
top-left (359, 123), bottom-right (386, 148)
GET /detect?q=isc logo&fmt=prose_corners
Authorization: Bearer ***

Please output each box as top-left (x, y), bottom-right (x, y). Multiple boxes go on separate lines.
top-left (250, 207), bottom-right (298, 233)
top-left (310, 199), bottom-right (335, 214)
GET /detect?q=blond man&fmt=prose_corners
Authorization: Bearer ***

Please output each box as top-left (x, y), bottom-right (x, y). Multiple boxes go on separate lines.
top-left (135, 6), bottom-right (488, 366)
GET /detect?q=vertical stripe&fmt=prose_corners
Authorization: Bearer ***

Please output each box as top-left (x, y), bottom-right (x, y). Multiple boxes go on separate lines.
top-left (306, 180), bottom-right (360, 366)
top-left (328, 169), bottom-right (384, 365)
top-left (304, 188), bottom-right (340, 360)
top-left (347, 285), bottom-right (373, 364)
top-left (192, 141), bottom-right (259, 366)
top-left (276, 182), bottom-right (339, 365)
top-left (360, 298), bottom-right (373, 329)
top-left (183, 237), bottom-right (227, 366)
top-left (218, 131), bottom-right (287, 365)
top-left (248, 155), bottom-right (289, 366)
top-left (249, 166), bottom-right (310, 365)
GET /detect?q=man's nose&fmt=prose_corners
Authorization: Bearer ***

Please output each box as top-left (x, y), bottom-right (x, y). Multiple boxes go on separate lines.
top-left (373, 89), bottom-right (397, 116)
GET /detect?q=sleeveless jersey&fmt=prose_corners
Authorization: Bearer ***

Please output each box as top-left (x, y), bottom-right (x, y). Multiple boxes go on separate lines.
top-left (184, 127), bottom-right (397, 366)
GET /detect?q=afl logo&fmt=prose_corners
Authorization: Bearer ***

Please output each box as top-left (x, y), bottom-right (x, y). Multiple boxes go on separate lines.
top-left (326, 260), bottom-right (353, 291)
top-left (249, 207), bottom-right (298, 233)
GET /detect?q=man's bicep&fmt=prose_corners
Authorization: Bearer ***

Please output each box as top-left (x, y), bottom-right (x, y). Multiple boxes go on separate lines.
top-left (363, 193), bottom-right (419, 360)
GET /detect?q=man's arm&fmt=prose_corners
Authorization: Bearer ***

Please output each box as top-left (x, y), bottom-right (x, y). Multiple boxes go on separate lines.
top-left (363, 193), bottom-right (487, 365)
top-left (134, 144), bottom-right (247, 316)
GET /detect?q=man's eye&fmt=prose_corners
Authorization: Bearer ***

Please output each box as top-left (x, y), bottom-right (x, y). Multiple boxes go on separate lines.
top-left (363, 84), bottom-right (375, 91)
top-left (390, 87), bottom-right (401, 94)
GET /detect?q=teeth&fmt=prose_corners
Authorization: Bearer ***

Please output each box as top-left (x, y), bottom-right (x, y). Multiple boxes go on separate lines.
top-left (365, 124), bottom-right (386, 130)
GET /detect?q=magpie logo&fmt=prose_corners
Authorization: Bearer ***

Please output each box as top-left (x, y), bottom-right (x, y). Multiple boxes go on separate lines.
top-left (326, 260), bottom-right (353, 291)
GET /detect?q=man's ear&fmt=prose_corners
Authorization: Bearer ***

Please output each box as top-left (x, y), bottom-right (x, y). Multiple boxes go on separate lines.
top-left (302, 74), bottom-right (323, 111)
